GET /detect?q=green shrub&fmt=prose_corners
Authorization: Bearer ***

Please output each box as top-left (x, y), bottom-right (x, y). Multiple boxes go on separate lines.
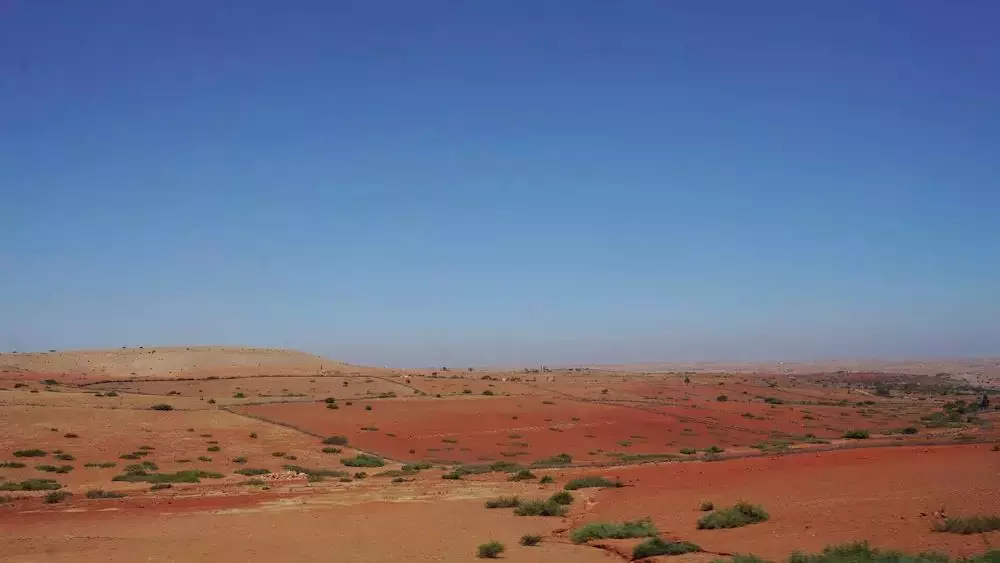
top-left (340, 454), bottom-right (385, 468)
top-left (564, 476), bottom-right (622, 490)
top-left (63, 433), bottom-right (78, 438)
top-left (570, 518), bottom-right (657, 543)
top-left (539, 475), bottom-right (555, 484)
top-left (935, 516), bottom-right (1000, 534)
top-left (54, 453), bottom-right (75, 461)
top-left (519, 534), bottom-right (541, 546)
top-left (485, 496), bottom-right (520, 509)
top-left (322, 436), bottom-right (348, 446)
top-left (364, 405), bottom-right (372, 411)
top-left (700, 501), bottom-right (715, 511)
top-left (508, 468), bottom-right (536, 481)
top-left (234, 468), bottom-right (270, 476)
top-left (197, 456), bottom-right (212, 462)
top-left (207, 446), bottom-right (221, 452)
top-left (549, 491), bottom-right (574, 505)
top-left (787, 541), bottom-right (1000, 563)
top-left (35, 464), bottom-right (73, 474)
top-left (902, 426), bottom-right (919, 434)
top-left (112, 469), bottom-right (223, 484)
top-left (704, 445), bottom-right (725, 454)
top-left (482, 390), bottom-right (495, 396)
top-left (85, 490), bottom-right (125, 499)
top-left (84, 462), bottom-right (116, 468)
top-left (0, 479), bottom-right (62, 491)
top-left (717, 395), bottom-right (729, 402)
top-left (249, 432), bottom-right (257, 439)
top-left (697, 501), bottom-right (769, 529)
top-left (0, 461), bottom-right (26, 468)
top-left (715, 556), bottom-right (769, 563)
top-left (150, 483), bottom-right (173, 490)
top-left (514, 499), bottom-right (568, 517)
top-left (842, 430), bottom-right (870, 440)
top-left (13, 449), bottom-right (46, 457)
top-left (150, 404), bottom-right (173, 411)
top-left (322, 447), bottom-right (342, 454)
top-left (680, 448), bottom-right (697, 455)
top-left (324, 397), bottom-right (336, 404)
top-left (44, 491), bottom-right (71, 503)
top-left (531, 453), bottom-right (572, 467)
top-left (401, 462), bottom-right (432, 471)
top-left (477, 541), bottom-right (505, 558)
top-left (633, 538), bottom-right (701, 558)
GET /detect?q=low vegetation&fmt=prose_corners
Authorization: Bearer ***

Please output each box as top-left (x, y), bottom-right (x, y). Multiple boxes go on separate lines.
top-left (85, 490), bottom-right (126, 499)
top-left (570, 517), bottom-right (657, 543)
top-left (531, 453), bottom-right (572, 467)
top-left (150, 404), bottom-right (174, 411)
top-left (842, 429), bottom-right (870, 440)
top-left (113, 469), bottom-right (223, 484)
top-left (234, 468), bottom-right (270, 476)
top-left (564, 476), bottom-right (622, 490)
top-left (698, 501), bottom-right (770, 529)
top-left (633, 538), bottom-right (701, 559)
top-left (477, 541), bottom-right (505, 559)
top-left (935, 515), bottom-right (1000, 534)
top-left (0, 479), bottom-right (62, 491)
top-left (35, 464), bottom-right (73, 474)
top-left (549, 491), bottom-right (573, 505)
top-left (44, 491), bottom-right (71, 503)
top-left (282, 465), bottom-right (349, 480)
top-left (322, 435), bottom-right (348, 446)
top-left (788, 541), bottom-right (1000, 563)
top-left (485, 496), bottom-right (520, 509)
top-left (340, 454), bottom-right (385, 468)
top-left (13, 449), bottom-right (46, 457)
top-left (513, 499), bottom-right (568, 517)
top-left (519, 534), bottom-right (541, 546)
top-left (0, 461), bottom-right (26, 468)
top-left (508, 468), bottom-right (536, 481)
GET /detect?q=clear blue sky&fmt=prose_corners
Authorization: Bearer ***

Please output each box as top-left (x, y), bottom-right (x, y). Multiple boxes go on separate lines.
top-left (2, 1), bottom-right (998, 367)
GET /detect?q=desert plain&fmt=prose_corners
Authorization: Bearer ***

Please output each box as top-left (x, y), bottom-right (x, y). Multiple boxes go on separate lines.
top-left (1, 347), bottom-right (998, 562)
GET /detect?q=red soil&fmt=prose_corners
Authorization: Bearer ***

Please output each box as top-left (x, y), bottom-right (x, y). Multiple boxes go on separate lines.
top-left (575, 444), bottom-right (1000, 558)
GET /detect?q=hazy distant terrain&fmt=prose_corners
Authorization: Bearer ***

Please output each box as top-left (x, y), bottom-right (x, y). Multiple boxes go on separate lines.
top-left (0, 346), bottom-right (349, 380)
top-left (574, 358), bottom-right (1000, 386)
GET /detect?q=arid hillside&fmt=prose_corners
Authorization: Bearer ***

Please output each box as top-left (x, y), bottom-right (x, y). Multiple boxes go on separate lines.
top-left (0, 346), bottom-right (360, 381)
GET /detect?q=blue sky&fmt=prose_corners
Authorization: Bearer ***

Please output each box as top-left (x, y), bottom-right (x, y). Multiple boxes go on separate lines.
top-left (2, 1), bottom-right (998, 367)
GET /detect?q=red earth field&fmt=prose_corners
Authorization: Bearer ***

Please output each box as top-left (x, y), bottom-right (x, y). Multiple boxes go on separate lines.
top-left (2, 348), bottom-right (999, 562)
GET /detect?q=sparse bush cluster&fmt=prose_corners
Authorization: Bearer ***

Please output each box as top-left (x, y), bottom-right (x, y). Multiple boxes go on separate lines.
top-left (698, 501), bottom-right (769, 529)
top-left (113, 468), bottom-right (223, 484)
top-left (476, 541), bottom-right (505, 559)
top-left (570, 518), bottom-right (657, 543)
top-left (564, 476), bottom-right (622, 490)
top-left (935, 515), bottom-right (1000, 535)
top-left (340, 454), bottom-right (385, 468)
top-left (85, 490), bottom-right (126, 499)
top-left (788, 541), bottom-right (1000, 563)
top-left (633, 538), bottom-right (701, 559)
top-left (0, 479), bottom-right (62, 491)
